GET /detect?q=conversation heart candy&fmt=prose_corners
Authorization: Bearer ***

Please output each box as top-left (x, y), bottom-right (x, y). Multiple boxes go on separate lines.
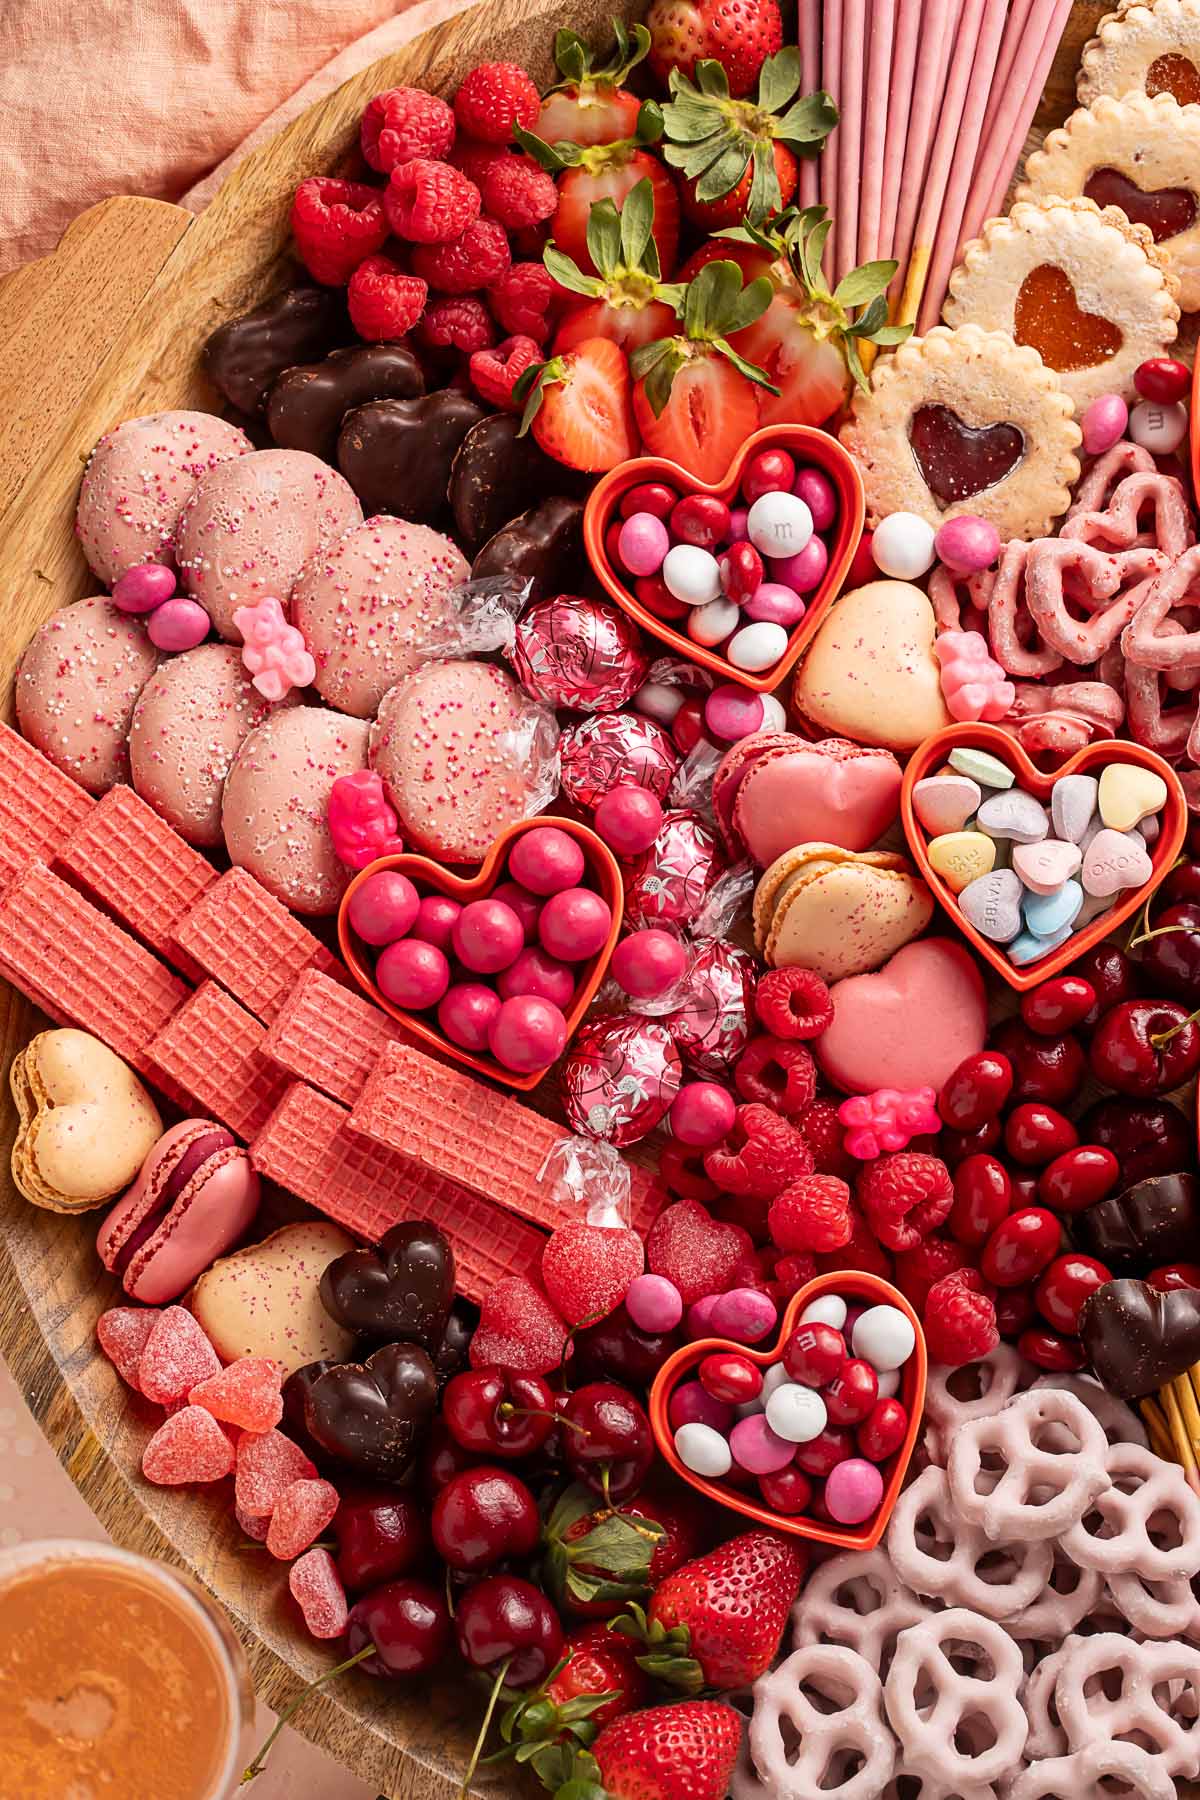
top-left (1097, 763), bottom-right (1167, 833)
top-left (1141, 814), bottom-right (1160, 846)
top-left (976, 790), bottom-right (1049, 844)
top-left (1050, 773), bottom-right (1098, 845)
top-left (1074, 890), bottom-right (1113, 929)
top-left (912, 774), bottom-right (982, 837)
top-left (1008, 922), bottom-right (1074, 965)
top-left (948, 746), bottom-right (1014, 789)
top-left (1023, 879), bottom-right (1084, 938)
top-left (1011, 838), bottom-right (1083, 895)
top-left (959, 868), bottom-right (1023, 943)
top-left (1082, 828), bottom-right (1153, 897)
top-left (927, 830), bottom-right (995, 894)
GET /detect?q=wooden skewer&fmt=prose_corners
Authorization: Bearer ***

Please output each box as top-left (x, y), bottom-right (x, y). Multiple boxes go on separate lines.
top-left (1142, 1395), bottom-right (1176, 1464)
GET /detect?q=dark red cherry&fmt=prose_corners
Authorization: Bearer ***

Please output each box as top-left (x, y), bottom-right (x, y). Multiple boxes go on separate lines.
top-left (573, 1305), bottom-right (682, 1389)
top-left (334, 1488), bottom-right (430, 1593)
top-left (1137, 902), bottom-right (1200, 1004)
top-left (442, 1368), bottom-right (556, 1459)
top-left (454, 1574), bottom-right (564, 1687)
top-left (1161, 858), bottom-right (1200, 907)
top-left (560, 1382), bottom-right (654, 1503)
top-left (431, 1466), bottom-right (540, 1571)
top-left (1088, 999), bottom-right (1200, 1096)
top-left (419, 1419), bottom-right (478, 1501)
top-left (1073, 944), bottom-right (1139, 1026)
top-left (345, 1578), bottom-right (452, 1678)
top-left (1077, 1096), bottom-right (1192, 1186)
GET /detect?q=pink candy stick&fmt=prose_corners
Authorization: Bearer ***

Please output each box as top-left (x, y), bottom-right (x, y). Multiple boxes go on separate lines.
top-left (835, 0), bottom-right (868, 284)
top-left (979, 0), bottom-right (1036, 146)
top-left (820, 0), bottom-right (843, 286)
top-left (799, 0), bottom-right (822, 210)
top-left (977, 0), bottom-right (1075, 229)
top-left (857, 1), bottom-right (896, 267)
top-left (897, 0), bottom-right (986, 327)
top-left (876, 0), bottom-right (922, 268)
top-left (891, 0), bottom-right (961, 304)
top-left (960, 0), bottom-right (1061, 248)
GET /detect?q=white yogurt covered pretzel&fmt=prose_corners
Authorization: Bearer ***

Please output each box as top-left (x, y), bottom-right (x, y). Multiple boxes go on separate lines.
top-left (1107, 1567), bottom-right (1200, 1639)
top-left (1028, 1372), bottom-right (1148, 1451)
top-left (925, 1345), bottom-right (1034, 1466)
top-left (884, 1609), bottom-right (1026, 1789)
top-left (1061, 1440), bottom-right (1200, 1579)
top-left (1004, 1741), bottom-right (1175, 1800)
top-left (743, 1644), bottom-right (896, 1800)
top-left (1020, 1636), bottom-right (1075, 1761)
top-left (887, 1465), bottom-right (1052, 1618)
top-left (791, 1548), bottom-right (929, 1675)
top-left (1003, 1542), bottom-right (1101, 1642)
top-left (883, 1774), bottom-right (997, 1799)
top-left (1051, 1631), bottom-right (1200, 1778)
top-left (947, 1390), bottom-right (1110, 1543)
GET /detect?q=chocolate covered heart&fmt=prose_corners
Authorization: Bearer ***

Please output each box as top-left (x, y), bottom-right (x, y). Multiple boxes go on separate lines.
top-left (1084, 167), bottom-right (1198, 242)
top-left (471, 495), bottom-right (586, 597)
top-left (202, 283), bottom-right (348, 414)
top-left (267, 343), bottom-right (424, 458)
top-left (1076, 1172), bottom-right (1199, 1274)
top-left (909, 404), bottom-right (1024, 505)
top-left (451, 416), bottom-right (584, 552)
top-left (302, 1341), bottom-right (437, 1479)
top-left (1080, 1278), bottom-right (1200, 1400)
top-left (337, 390), bottom-right (483, 521)
top-left (319, 1221), bottom-right (455, 1351)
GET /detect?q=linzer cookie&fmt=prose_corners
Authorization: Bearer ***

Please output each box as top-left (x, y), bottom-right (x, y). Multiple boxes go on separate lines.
top-left (58, 784), bottom-right (215, 972)
top-left (173, 867), bottom-right (344, 1023)
top-left (147, 982), bottom-right (291, 1142)
top-left (840, 325), bottom-right (1081, 540)
top-left (1020, 91), bottom-right (1200, 310)
top-left (262, 967), bottom-right (404, 1105)
top-left (1079, 0), bottom-right (1200, 108)
top-left (944, 198), bottom-right (1179, 414)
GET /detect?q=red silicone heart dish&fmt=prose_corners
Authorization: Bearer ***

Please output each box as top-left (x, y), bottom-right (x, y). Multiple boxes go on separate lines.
top-left (649, 1272), bottom-right (926, 1551)
top-left (584, 424), bottom-right (866, 693)
top-left (901, 722), bottom-right (1186, 994)
top-left (336, 815), bottom-right (621, 1092)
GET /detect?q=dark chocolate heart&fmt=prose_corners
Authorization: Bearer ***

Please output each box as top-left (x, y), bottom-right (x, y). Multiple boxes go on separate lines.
top-left (202, 281), bottom-right (348, 414)
top-left (908, 404), bottom-right (1024, 506)
top-left (435, 1300), bottom-right (476, 1385)
top-left (280, 1358), bottom-right (336, 1464)
top-left (302, 1341), bottom-right (437, 1479)
top-left (450, 415), bottom-right (584, 552)
top-left (1084, 167), bottom-right (1198, 242)
top-left (319, 1221), bottom-right (455, 1351)
top-left (471, 495), bottom-right (586, 598)
top-left (1076, 1172), bottom-right (1199, 1274)
top-left (267, 343), bottom-right (425, 459)
top-left (1080, 1278), bottom-right (1200, 1400)
top-left (337, 390), bottom-right (484, 522)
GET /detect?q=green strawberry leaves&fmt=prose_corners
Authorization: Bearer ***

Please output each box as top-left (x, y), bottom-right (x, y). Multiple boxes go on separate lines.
top-left (630, 261), bottom-right (779, 417)
top-left (517, 99), bottom-right (663, 171)
top-left (609, 1600), bottom-right (704, 1696)
top-left (547, 19), bottom-right (651, 94)
top-left (542, 1483), bottom-right (665, 1610)
top-left (542, 179), bottom-right (685, 311)
top-left (661, 51), bottom-right (837, 219)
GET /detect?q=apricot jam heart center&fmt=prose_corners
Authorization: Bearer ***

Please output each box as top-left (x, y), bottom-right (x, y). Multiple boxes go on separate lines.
top-left (1148, 52), bottom-right (1200, 107)
top-left (908, 405), bottom-right (1024, 506)
top-left (1013, 264), bottom-right (1123, 372)
top-left (1083, 166), bottom-right (1198, 241)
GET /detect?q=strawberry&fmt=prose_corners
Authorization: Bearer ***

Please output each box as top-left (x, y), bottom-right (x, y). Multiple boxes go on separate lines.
top-left (647, 0), bottom-right (784, 97)
top-left (661, 50), bottom-right (835, 225)
top-left (489, 1626), bottom-right (649, 1791)
top-left (539, 23), bottom-right (653, 146)
top-left (516, 336), bottom-right (638, 471)
top-left (555, 1700), bottom-right (743, 1800)
top-left (616, 1529), bottom-right (804, 1693)
top-left (545, 1483), bottom-right (714, 1618)
top-left (518, 106), bottom-right (680, 278)
top-left (629, 259), bottom-right (776, 484)
top-left (547, 179), bottom-right (685, 356)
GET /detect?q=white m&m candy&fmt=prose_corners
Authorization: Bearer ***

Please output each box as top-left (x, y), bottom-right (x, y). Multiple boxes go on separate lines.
top-left (800, 1295), bottom-right (848, 1330)
top-left (728, 620), bottom-right (788, 671)
top-left (689, 596), bottom-right (740, 646)
top-left (674, 1420), bottom-right (732, 1478)
top-left (1129, 399), bottom-right (1188, 456)
top-left (765, 1382), bottom-right (827, 1443)
top-left (746, 491), bottom-right (813, 559)
top-left (872, 511), bottom-right (936, 580)
top-left (663, 544), bottom-right (722, 605)
top-left (852, 1304), bottom-right (916, 1372)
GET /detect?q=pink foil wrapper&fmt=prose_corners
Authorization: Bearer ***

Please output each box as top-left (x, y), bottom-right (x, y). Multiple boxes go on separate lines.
top-left (666, 937), bottom-right (757, 1076)
top-left (622, 810), bottom-right (722, 930)
top-left (511, 593), bottom-right (649, 712)
top-left (558, 711), bottom-right (680, 809)
top-left (562, 1015), bottom-right (682, 1146)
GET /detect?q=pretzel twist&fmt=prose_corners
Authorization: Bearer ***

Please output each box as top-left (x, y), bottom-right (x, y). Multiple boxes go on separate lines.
top-left (1061, 1440), bottom-right (1200, 1578)
top-left (790, 1547), bottom-right (929, 1675)
top-left (887, 1465), bottom-right (1052, 1618)
top-left (884, 1609), bottom-right (1026, 1788)
top-left (742, 1643), bottom-right (897, 1800)
top-left (1051, 1631), bottom-right (1200, 1778)
top-left (947, 1391), bottom-right (1110, 1543)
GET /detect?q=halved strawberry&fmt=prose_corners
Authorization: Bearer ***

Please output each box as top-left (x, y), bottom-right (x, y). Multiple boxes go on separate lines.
top-left (538, 22), bottom-right (651, 146)
top-left (518, 104), bottom-right (680, 277)
top-left (516, 335), bottom-right (638, 471)
top-left (548, 178), bottom-right (685, 355)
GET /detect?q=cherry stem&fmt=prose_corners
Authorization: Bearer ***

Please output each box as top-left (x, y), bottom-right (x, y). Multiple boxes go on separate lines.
top-left (1150, 1003), bottom-right (1200, 1048)
top-left (1130, 924), bottom-right (1196, 946)
top-left (457, 1655), bottom-right (512, 1800)
top-left (499, 1402), bottom-right (590, 1436)
top-left (241, 1643), bottom-right (377, 1782)
top-left (556, 1308), bottom-right (607, 1389)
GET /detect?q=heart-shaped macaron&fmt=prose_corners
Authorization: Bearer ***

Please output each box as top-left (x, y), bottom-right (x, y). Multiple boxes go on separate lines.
top-left (319, 1221), bottom-right (455, 1351)
top-left (300, 1341), bottom-right (438, 1480)
top-left (190, 1221), bottom-right (358, 1376)
top-left (649, 1273), bottom-right (926, 1551)
top-left (715, 734), bottom-right (903, 865)
top-left (901, 723), bottom-right (1186, 992)
top-left (337, 815), bottom-right (621, 1091)
top-left (814, 937), bottom-right (988, 1095)
top-left (584, 424), bottom-right (865, 692)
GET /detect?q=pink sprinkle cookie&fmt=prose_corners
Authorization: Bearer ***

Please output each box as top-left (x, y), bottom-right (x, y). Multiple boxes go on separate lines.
top-left (883, 1608), bottom-right (1026, 1789)
top-left (327, 768), bottom-right (405, 870)
top-left (16, 597), bottom-right (159, 794)
top-left (233, 595), bottom-right (316, 701)
top-left (933, 629), bottom-right (1015, 723)
top-left (838, 1087), bottom-right (939, 1159)
top-left (76, 409), bottom-right (252, 586)
top-left (741, 1644), bottom-right (896, 1800)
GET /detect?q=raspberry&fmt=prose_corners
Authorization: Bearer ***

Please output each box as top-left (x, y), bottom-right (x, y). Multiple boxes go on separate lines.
top-left (189, 1357), bottom-right (284, 1433)
top-left (451, 138), bottom-right (515, 188)
top-left (469, 1277), bottom-right (569, 1374)
top-left (482, 155), bottom-right (558, 228)
top-left (469, 333), bottom-right (541, 409)
top-left (645, 1199), bottom-right (749, 1305)
top-left (734, 1035), bottom-right (817, 1116)
top-left (893, 1236), bottom-right (973, 1317)
top-left (96, 1306), bottom-right (161, 1389)
top-left (385, 157), bottom-right (481, 244)
top-left (923, 1269), bottom-right (999, 1368)
top-left (412, 218), bottom-right (512, 294)
top-left (659, 1140), bottom-right (720, 1202)
top-left (541, 1221), bottom-right (645, 1326)
top-left (419, 296), bottom-right (495, 353)
top-left (454, 61), bottom-right (540, 145)
top-left (816, 1205), bottom-right (894, 1282)
top-left (768, 1175), bottom-right (853, 1255)
top-left (143, 1406), bottom-right (236, 1486)
top-left (489, 261), bottom-right (556, 342)
top-left (137, 1306), bottom-right (220, 1406)
top-left (773, 1251), bottom-right (818, 1296)
top-left (347, 253), bottom-right (428, 340)
top-left (290, 177), bottom-right (388, 286)
top-left (267, 1477), bottom-right (341, 1561)
top-left (290, 1548), bottom-right (350, 1640)
top-left (235, 1430), bottom-right (317, 1517)
top-left (704, 1103), bottom-right (814, 1200)
top-left (754, 967), bottom-right (834, 1040)
top-left (860, 1152), bottom-right (955, 1253)
top-left (361, 86), bottom-right (455, 173)
top-left (797, 1098), bottom-right (858, 1181)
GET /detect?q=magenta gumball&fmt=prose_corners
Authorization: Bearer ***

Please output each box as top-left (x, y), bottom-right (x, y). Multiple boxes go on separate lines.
top-left (539, 888), bottom-right (613, 961)
top-left (348, 871), bottom-right (421, 945)
top-left (496, 946), bottom-right (576, 1008)
top-left (770, 536), bottom-right (828, 595)
top-left (617, 512), bottom-right (670, 578)
top-left (492, 881), bottom-right (541, 942)
top-left (793, 467), bottom-right (837, 532)
top-left (704, 685), bottom-right (765, 743)
top-left (744, 581), bottom-right (806, 627)
top-left (376, 938), bottom-right (450, 1009)
top-left (669, 1082), bottom-right (736, 1148)
top-left (438, 982), bottom-right (502, 1051)
top-left (668, 1379), bottom-right (733, 1435)
top-left (112, 562), bottom-right (176, 614)
top-left (411, 893), bottom-right (461, 950)
top-left (452, 898), bottom-right (525, 974)
top-left (610, 928), bottom-right (688, 999)
top-left (594, 786), bottom-right (663, 856)
top-left (507, 827), bottom-right (585, 896)
top-left (147, 597), bottom-right (210, 651)
top-left (488, 995), bottom-right (568, 1072)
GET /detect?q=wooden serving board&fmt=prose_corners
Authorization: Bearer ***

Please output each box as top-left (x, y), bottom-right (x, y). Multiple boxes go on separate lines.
top-left (0, 4), bottom-right (1123, 1797)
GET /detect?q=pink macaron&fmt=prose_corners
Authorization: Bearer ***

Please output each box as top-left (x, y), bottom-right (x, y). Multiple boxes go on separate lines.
top-left (96, 1119), bottom-right (260, 1303)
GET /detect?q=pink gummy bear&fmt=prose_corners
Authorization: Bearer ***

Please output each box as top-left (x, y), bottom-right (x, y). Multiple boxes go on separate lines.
top-left (232, 596), bottom-right (317, 702)
top-left (934, 630), bottom-right (1016, 724)
top-left (327, 770), bottom-right (405, 870)
top-left (838, 1086), bottom-right (940, 1160)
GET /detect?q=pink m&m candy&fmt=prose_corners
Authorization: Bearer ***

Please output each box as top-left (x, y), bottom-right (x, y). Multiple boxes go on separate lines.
top-left (438, 982), bottom-right (501, 1051)
top-left (770, 537), bottom-right (827, 595)
top-left (496, 945), bottom-right (576, 1008)
top-left (610, 928), bottom-right (687, 999)
top-left (376, 938), bottom-right (450, 1009)
top-left (112, 562), bottom-right (175, 614)
top-left (709, 1287), bottom-right (777, 1344)
top-left (686, 1295), bottom-right (722, 1339)
top-left (744, 581), bottom-right (806, 627)
top-left (704, 684), bottom-right (765, 743)
top-left (933, 514), bottom-right (1001, 576)
top-left (729, 1413), bottom-right (794, 1474)
top-left (453, 898), bottom-right (524, 973)
top-left (669, 1379), bottom-right (733, 1434)
top-left (793, 466), bottom-right (837, 531)
top-left (147, 597), bottom-right (210, 652)
top-left (508, 827), bottom-right (585, 896)
top-left (824, 1456), bottom-right (884, 1524)
top-left (1080, 391), bottom-right (1129, 457)
top-left (347, 870), bottom-right (421, 945)
top-left (488, 995), bottom-right (567, 1072)
top-left (594, 786), bottom-right (663, 856)
top-left (625, 1273), bottom-right (684, 1333)
top-left (539, 888), bottom-right (612, 961)
top-left (618, 511), bottom-right (671, 578)
top-left (669, 1081), bottom-right (736, 1148)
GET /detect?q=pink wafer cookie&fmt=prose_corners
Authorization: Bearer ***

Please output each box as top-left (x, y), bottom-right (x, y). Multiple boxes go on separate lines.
top-left (0, 721), bottom-right (94, 884)
top-left (58, 784), bottom-right (214, 975)
top-left (250, 1082), bottom-right (545, 1302)
top-left (148, 981), bottom-right (290, 1142)
top-left (262, 967), bottom-right (404, 1105)
top-left (0, 861), bottom-right (187, 1065)
top-left (349, 1041), bottom-right (664, 1237)
top-left (173, 866), bottom-right (345, 1023)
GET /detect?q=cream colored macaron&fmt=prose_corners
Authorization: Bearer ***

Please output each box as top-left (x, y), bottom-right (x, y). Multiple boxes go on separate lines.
top-left (190, 1221), bottom-right (358, 1375)
top-left (754, 844), bottom-right (933, 981)
top-left (10, 1030), bottom-right (162, 1213)
top-left (793, 579), bottom-right (952, 753)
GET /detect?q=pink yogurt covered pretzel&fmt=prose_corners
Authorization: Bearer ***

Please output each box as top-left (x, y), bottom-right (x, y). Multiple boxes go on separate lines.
top-left (1003, 1542), bottom-right (1101, 1642)
top-left (928, 564), bottom-right (990, 637)
top-left (883, 1609), bottom-right (1026, 1789)
top-left (1021, 1635), bottom-right (1075, 1760)
top-left (1060, 1440), bottom-right (1200, 1579)
top-left (947, 1390), bottom-right (1111, 1544)
top-left (1067, 440), bottom-right (1156, 517)
top-left (791, 1547), bottom-right (929, 1675)
top-left (1051, 1632), bottom-right (1200, 1778)
top-left (881, 1775), bottom-right (997, 1799)
top-left (741, 1644), bottom-right (897, 1800)
top-left (1024, 539), bottom-right (1165, 665)
top-left (1028, 1372), bottom-right (1147, 1452)
top-left (1060, 469), bottom-right (1193, 559)
top-left (1108, 1566), bottom-right (1200, 1639)
top-left (1006, 1741), bottom-right (1175, 1800)
top-left (1123, 544), bottom-right (1200, 670)
top-left (886, 1464), bottom-right (1052, 1619)
top-left (924, 1343), bottom-right (1034, 1466)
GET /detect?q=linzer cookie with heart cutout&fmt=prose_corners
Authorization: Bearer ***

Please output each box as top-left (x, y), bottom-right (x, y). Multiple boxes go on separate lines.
top-left (1079, 1), bottom-right (1200, 110)
top-left (841, 324), bottom-right (1080, 541)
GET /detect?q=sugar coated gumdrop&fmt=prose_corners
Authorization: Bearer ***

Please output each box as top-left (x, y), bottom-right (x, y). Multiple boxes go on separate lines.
top-left (188, 1356), bottom-right (284, 1433)
top-left (824, 1456), bottom-right (884, 1524)
top-left (142, 1406), bottom-right (236, 1486)
top-left (610, 928), bottom-right (687, 998)
top-left (347, 870), bottom-right (421, 946)
top-left (137, 1306), bottom-right (220, 1405)
top-left (508, 826), bottom-right (586, 896)
top-left (97, 1305), bottom-right (162, 1389)
top-left (267, 1477), bottom-right (341, 1560)
top-left (647, 1198), bottom-right (746, 1305)
top-left (290, 1548), bottom-right (350, 1641)
top-left (625, 1272), bottom-right (684, 1333)
top-left (541, 1221), bottom-right (645, 1326)
top-left (236, 1502), bottom-right (272, 1543)
top-left (469, 1277), bottom-right (569, 1374)
top-left (234, 1429), bottom-right (317, 1517)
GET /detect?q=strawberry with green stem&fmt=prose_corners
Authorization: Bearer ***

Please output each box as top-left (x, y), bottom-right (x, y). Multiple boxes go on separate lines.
top-left (550, 1699), bottom-right (743, 1800)
top-left (661, 50), bottom-right (837, 228)
top-left (517, 102), bottom-right (680, 277)
top-left (629, 259), bottom-right (777, 484)
top-left (516, 336), bottom-right (638, 471)
top-left (484, 1625), bottom-right (649, 1790)
top-left (547, 180), bottom-right (686, 354)
top-left (538, 22), bottom-right (652, 146)
top-left (646, 0), bottom-right (784, 99)
top-left (543, 1482), bottom-right (666, 1617)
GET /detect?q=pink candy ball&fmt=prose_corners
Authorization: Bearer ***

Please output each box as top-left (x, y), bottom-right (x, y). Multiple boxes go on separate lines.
top-left (625, 1273), bottom-right (684, 1333)
top-left (1081, 391), bottom-right (1129, 457)
top-left (508, 827), bottom-right (586, 896)
top-left (411, 893), bottom-right (461, 950)
top-left (539, 888), bottom-right (612, 961)
top-left (709, 1287), bottom-right (778, 1344)
top-left (438, 981), bottom-right (502, 1051)
top-left (744, 580), bottom-right (807, 627)
top-left (670, 1081), bottom-right (737, 1148)
top-left (493, 880), bottom-right (542, 942)
top-left (704, 684), bottom-right (765, 743)
top-left (669, 1379), bottom-right (733, 1434)
top-left (348, 870), bottom-right (421, 945)
top-left (793, 467), bottom-right (837, 532)
top-left (594, 785), bottom-right (663, 856)
top-left (770, 536), bottom-right (828, 595)
top-left (376, 938), bottom-right (450, 1009)
top-left (933, 514), bottom-right (1001, 576)
top-left (824, 1456), bottom-right (884, 1524)
top-left (618, 511), bottom-right (671, 578)
top-left (610, 928), bottom-right (687, 998)
top-left (453, 898), bottom-right (525, 973)
top-left (730, 1414), bottom-right (794, 1475)
top-left (687, 1294), bottom-right (722, 1340)
top-left (496, 945), bottom-right (576, 1008)
top-left (488, 994), bottom-right (568, 1072)
top-left (112, 562), bottom-right (176, 614)
top-left (147, 597), bottom-right (210, 652)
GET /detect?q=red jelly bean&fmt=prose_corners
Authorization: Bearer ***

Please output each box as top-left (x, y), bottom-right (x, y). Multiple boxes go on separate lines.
top-left (758, 1466), bottom-right (814, 1515)
top-left (1010, 1172), bottom-right (1041, 1208)
top-left (949, 1154), bottom-right (1012, 1247)
top-left (939, 1119), bottom-right (1002, 1166)
top-left (699, 1352), bottom-right (763, 1406)
top-left (793, 1424), bottom-right (854, 1477)
top-left (1004, 1103), bottom-right (1078, 1167)
top-left (857, 1398), bottom-right (908, 1462)
top-left (1149, 1262), bottom-right (1200, 1291)
top-left (671, 493), bottom-right (732, 548)
top-left (1134, 356), bottom-right (1191, 404)
top-left (1037, 1145), bottom-right (1120, 1214)
top-left (994, 1285), bottom-right (1037, 1338)
top-left (980, 1208), bottom-right (1061, 1287)
top-left (938, 1052), bottom-right (1013, 1130)
top-left (823, 1359), bottom-right (879, 1426)
top-left (782, 1322), bottom-right (846, 1388)
top-left (1019, 975), bottom-right (1096, 1035)
top-left (1035, 1253), bottom-right (1112, 1335)
top-left (1017, 1326), bottom-right (1086, 1373)
top-left (621, 481), bottom-right (677, 520)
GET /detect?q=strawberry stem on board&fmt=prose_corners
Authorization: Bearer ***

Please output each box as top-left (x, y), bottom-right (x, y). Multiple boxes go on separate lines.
top-left (516, 100), bottom-right (665, 172)
top-left (661, 50), bottom-right (837, 218)
top-left (629, 259), bottom-right (778, 416)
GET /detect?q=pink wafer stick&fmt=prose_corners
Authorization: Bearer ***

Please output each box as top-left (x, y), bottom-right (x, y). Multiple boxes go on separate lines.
top-left (979, 0), bottom-right (1036, 145)
top-left (857, 0), bottom-right (896, 267)
top-left (820, 0), bottom-right (843, 285)
top-left (891, 0), bottom-right (962, 302)
top-left (876, 0), bottom-right (922, 267)
top-left (960, 0), bottom-right (1060, 247)
top-left (978, 0), bottom-right (1075, 228)
top-left (835, 0), bottom-right (868, 285)
top-left (798, 0), bottom-right (821, 210)
top-left (897, 0), bottom-right (986, 327)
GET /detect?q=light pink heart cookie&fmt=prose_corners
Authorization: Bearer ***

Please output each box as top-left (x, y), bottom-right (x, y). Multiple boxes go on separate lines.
top-left (733, 739), bottom-right (902, 866)
top-left (814, 937), bottom-right (987, 1095)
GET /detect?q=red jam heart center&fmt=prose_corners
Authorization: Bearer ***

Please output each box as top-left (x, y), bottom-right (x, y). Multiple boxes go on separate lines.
top-left (909, 405), bottom-right (1025, 506)
top-left (1013, 264), bottom-right (1123, 371)
top-left (1083, 166), bottom-right (1198, 242)
top-left (1147, 52), bottom-right (1200, 107)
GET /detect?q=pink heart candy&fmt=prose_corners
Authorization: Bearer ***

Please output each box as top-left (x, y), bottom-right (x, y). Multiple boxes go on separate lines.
top-left (1012, 838), bottom-right (1083, 895)
top-left (1082, 828), bottom-right (1153, 898)
top-left (815, 938), bottom-right (987, 1095)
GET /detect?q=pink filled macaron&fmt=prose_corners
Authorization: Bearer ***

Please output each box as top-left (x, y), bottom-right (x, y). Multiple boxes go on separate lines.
top-left (96, 1119), bottom-right (260, 1304)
